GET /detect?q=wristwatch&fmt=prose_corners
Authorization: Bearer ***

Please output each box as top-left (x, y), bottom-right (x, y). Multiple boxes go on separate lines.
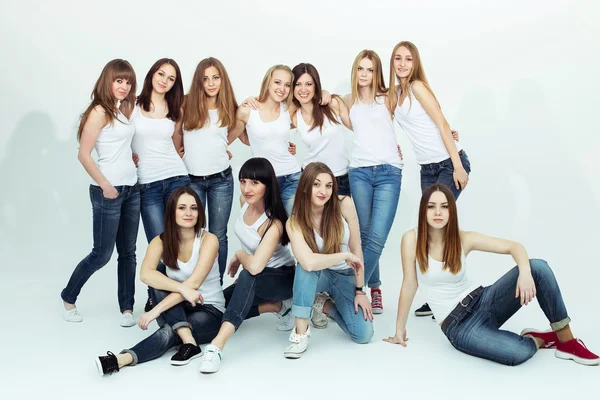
top-left (355, 286), bottom-right (366, 294)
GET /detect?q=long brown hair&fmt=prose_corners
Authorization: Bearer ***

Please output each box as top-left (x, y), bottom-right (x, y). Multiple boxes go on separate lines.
top-left (258, 65), bottom-right (293, 108)
top-left (77, 59), bottom-right (136, 141)
top-left (182, 57), bottom-right (238, 131)
top-left (136, 58), bottom-right (184, 122)
top-left (290, 162), bottom-right (343, 254)
top-left (161, 187), bottom-right (206, 270)
top-left (350, 50), bottom-right (388, 105)
top-left (416, 184), bottom-right (462, 274)
top-left (387, 41), bottom-right (439, 115)
top-left (292, 63), bottom-right (341, 132)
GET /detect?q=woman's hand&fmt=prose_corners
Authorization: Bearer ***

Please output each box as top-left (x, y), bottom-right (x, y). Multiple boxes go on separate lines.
top-left (101, 184), bottom-right (119, 199)
top-left (320, 90), bottom-right (331, 105)
top-left (451, 129), bottom-right (460, 141)
top-left (288, 142), bottom-right (296, 155)
top-left (227, 254), bottom-right (241, 278)
top-left (516, 272), bottom-right (536, 306)
top-left (397, 145), bottom-right (403, 160)
top-left (383, 328), bottom-right (409, 347)
top-left (354, 292), bottom-right (374, 321)
top-left (177, 146), bottom-right (185, 158)
top-left (227, 149), bottom-right (233, 160)
top-left (453, 166), bottom-right (469, 191)
top-left (241, 96), bottom-right (260, 110)
top-left (345, 252), bottom-right (363, 275)
top-left (138, 310), bottom-right (159, 330)
top-left (132, 153), bottom-right (139, 168)
top-left (180, 286), bottom-right (204, 306)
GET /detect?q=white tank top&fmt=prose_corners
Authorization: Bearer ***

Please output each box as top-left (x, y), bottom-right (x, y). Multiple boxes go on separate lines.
top-left (246, 104), bottom-right (300, 177)
top-left (394, 85), bottom-right (462, 165)
top-left (183, 109), bottom-right (230, 176)
top-left (165, 230), bottom-right (226, 313)
top-left (412, 229), bottom-right (478, 323)
top-left (296, 109), bottom-right (349, 177)
top-left (314, 217), bottom-right (350, 271)
top-left (92, 111), bottom-right (137, 186)
top-left (130, 106), bottom-right (188, 184)
top-left (234, 202), bottom-right (295, 269)
top-left (349, 96), bottom-right (404, 169)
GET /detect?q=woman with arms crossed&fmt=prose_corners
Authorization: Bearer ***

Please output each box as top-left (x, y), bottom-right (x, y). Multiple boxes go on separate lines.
top-left (284, 162), bottom-right (373, 359)
top-left (95, 187), bottom-right (225, 375)
top-left (61, 59), bottom-right (140, 327)
top-left (384, 184), bottom-right (599, 366)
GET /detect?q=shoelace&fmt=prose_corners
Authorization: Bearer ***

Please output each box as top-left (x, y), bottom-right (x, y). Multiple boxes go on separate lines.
top-left (102, 351), bottom-right (119, 374)
top-left (204, 349), bottom-right (218, 362)
top-left (289, 331), bottom-right (309, 344)
top-left (68, 309), bottom-right (81, 316)
top-left (179, 344), bottom-right (195, 358)
top-left (371, 292), bottom-right (382, 307)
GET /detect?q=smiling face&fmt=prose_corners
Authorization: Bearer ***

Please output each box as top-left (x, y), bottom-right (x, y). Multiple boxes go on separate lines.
top-left (393, 46), bottom-right (413, 80)
top-left (311, 172), bottom-right (333, 207)
top-left (426, 190), bottom-right (450, 229)
top-left (268, 69), bottom-right (292, 102)
top-left (175, 193), bottom-right (199, 228)
top-left (202, 65), bottom-right (222, 98)
top-left (152, 63), bottom-right (176, 95)
top-left (294, 73), bottom-right (315, 105)
top-left (240, 178), bottom-right (266, 206)
top-left (111, 77), bottom-right (132, 101)
top-left (356, 57), bottom-right (374, 88)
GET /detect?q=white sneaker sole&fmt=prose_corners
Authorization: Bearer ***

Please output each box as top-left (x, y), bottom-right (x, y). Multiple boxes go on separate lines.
top-left (555, 350), bottom-right (600, 366)
top-left (414, 310), bottom-right (432, 316)
top-left (94, 358), bottom-right (105, 376)
top-left (199, 365), bottom-right (219, 374)
top-left (284, 350), bottom-right (305, 359)
top-left (171, 352), bottom-right (203, 366)
top-left (519, 328), bottom-right (556, 348)
top-left (372, 308), bottom-right (383, 315)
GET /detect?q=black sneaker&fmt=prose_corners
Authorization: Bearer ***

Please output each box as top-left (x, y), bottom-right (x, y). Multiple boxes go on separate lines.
top-left (144, 296), bottom-right (154, 312)
top-left (170, 343), bottom-right (202, 366)
top-left (415, 303), bottom-right (433, 317)
top-left (95, 351), bottom-right (119, 376)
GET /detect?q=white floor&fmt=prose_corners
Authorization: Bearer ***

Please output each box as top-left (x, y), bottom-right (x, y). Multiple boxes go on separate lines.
top-left (4, 237), bottom-right (599, 400)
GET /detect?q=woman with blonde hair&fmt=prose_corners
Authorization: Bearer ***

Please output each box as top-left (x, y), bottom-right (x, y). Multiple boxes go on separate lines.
top-left (173, 57), bottom-right (245, 282)
top-left (61, 59), bottom-right (141, 326)
top-left (385, 184), bottom-right (598, 367)
top-left (284, 162), bottom-right (373, 359)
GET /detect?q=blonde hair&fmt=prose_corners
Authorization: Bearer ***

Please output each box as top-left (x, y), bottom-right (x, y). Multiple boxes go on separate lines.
top-left (387, 41), bottom-right (439, 115)
top-left (350, 50), bottom-right (388, 105)
top-left (258, 65), bottom-right (293, 108)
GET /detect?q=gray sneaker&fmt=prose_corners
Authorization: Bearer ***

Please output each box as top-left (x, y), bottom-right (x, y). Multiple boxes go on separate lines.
top-left (311, 292), bottom-right (331, 329)
top-left (284, 326), bottom-right (311, 359)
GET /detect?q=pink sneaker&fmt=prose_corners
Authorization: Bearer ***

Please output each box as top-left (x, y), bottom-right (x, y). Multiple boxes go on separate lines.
top-left (520, 328), bottom-right (559, 349)
top-left (555, 338), bottom-right (600, 366)
top-left (371, 288), bottom-right (383, 315)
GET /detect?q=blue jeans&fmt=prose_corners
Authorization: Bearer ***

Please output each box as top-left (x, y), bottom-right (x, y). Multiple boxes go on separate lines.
top-left (189, 169), bottom-right (234, 283)
top-left (122, 288), bottom-right (223, 365)
top-left (349, 165), bottom-right (402, 288)
top-left (420, 151), bottom-right (471, 200)
top-left (277, 171), bottom-right (301, 216)
top-left (61, 184), bottom-right (141, 312)
top-left (222, 265), bottom-right (295, 329)
top-left (139, 175), bottom-right (190, 242)
top-left (292, 266), bottom-right (373, 343)
top-left (443, 259), bottom-right (571, 366)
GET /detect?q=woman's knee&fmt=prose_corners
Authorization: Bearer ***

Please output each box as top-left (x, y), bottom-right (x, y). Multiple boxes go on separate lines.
top-left (529, 259), bottom-right (553, 278)
top-left (351, 322), bottom-right (374, 344)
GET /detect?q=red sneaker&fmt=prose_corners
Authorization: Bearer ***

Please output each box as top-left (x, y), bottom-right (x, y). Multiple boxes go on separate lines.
top-left (371, 288), bottom-right (383, 315)
top-left (520, 328), bottom-right (559, 349)
top-left (555, 338), bottom-right (600, 366)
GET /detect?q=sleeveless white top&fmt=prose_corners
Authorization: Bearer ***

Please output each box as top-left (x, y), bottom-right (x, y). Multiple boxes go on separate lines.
top-left (315, 217), bottom-right (350, 271)
top-left (92, 110), bottom-right (137, 186)
top-left (234, 202), bottom-right (295, 269)
top-left (246, 104), bottom-right (300, 177)
top-left (165, 230), bottom-right (226, 313)
top-left (349, 96), bottom-right (404, 169)
top-left (394, 85), bottom-right (462, 165)
top-left (296, 109), bottom-right (349, 176)
top-left (183, 109), bottom-right (230, 176)
top-left (130, 106), bottom-right (188, 184)
top-left (412, 229), bottom-right (478, 323)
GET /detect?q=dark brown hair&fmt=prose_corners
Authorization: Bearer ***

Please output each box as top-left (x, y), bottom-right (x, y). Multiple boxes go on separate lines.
top-left (136, 58), bottom-right (184, 122)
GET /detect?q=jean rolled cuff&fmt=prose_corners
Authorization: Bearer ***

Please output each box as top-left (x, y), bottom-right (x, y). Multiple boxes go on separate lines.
top-left (222, 312), bottom-right (243, 330)
top-left (292, 304), bottom-right (312, 319)
top-left (550, 316), bottom-right (571, 331)
top-left (171, 321), bottom-right (191, 332)
top-left (120, 349), bottom-right (138, 366)
top-left (367, 281), bottom-right (381, 289)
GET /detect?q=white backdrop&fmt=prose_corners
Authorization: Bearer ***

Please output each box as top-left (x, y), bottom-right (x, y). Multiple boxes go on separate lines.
top-left (1, 0), bottom-right (599, 398)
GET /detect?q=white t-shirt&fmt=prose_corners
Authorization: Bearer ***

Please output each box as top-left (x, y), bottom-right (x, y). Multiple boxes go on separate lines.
top-left (314, 217), bottom-right (351, 271)
top-left (183, 109), bottom-right (230, 176)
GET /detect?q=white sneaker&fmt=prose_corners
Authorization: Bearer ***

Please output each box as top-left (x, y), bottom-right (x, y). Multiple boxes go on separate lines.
top-left (63, 305), bottom-right (83, 323)
top-left (120, 312), bottom-right (136, 327)
top-left (199, 344), bottom-right (222, 373)
top-left (276, 298), bottom-right (294, 331)
top-left (284, 326), bottom-right (311, 359)
top-left (311, 293), bottom-right (330, 329)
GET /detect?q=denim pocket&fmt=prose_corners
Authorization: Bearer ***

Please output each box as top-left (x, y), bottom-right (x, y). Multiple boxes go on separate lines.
top-left (386, 165), bottom-right (402, 176)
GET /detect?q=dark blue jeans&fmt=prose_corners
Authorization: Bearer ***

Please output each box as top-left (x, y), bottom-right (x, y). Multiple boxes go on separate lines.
top-left (443, 259), bottom-right (571, 366)
top-left (222, 266), bottom-right (295, 329)
top-left (349, 165), bottom-right (402, 288)
top-left (122, 288), bottom-right (223, 365)
top-left (420, 151), bottom-right (471, 200)
top-left (277, 171), bottom-right (301, 216)
top-left (61, 184), bottom-right (140, 312)
top-left (139, 175), bottom-right (190, 243)
top-left (189, 169), bottom-right (234, 283)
